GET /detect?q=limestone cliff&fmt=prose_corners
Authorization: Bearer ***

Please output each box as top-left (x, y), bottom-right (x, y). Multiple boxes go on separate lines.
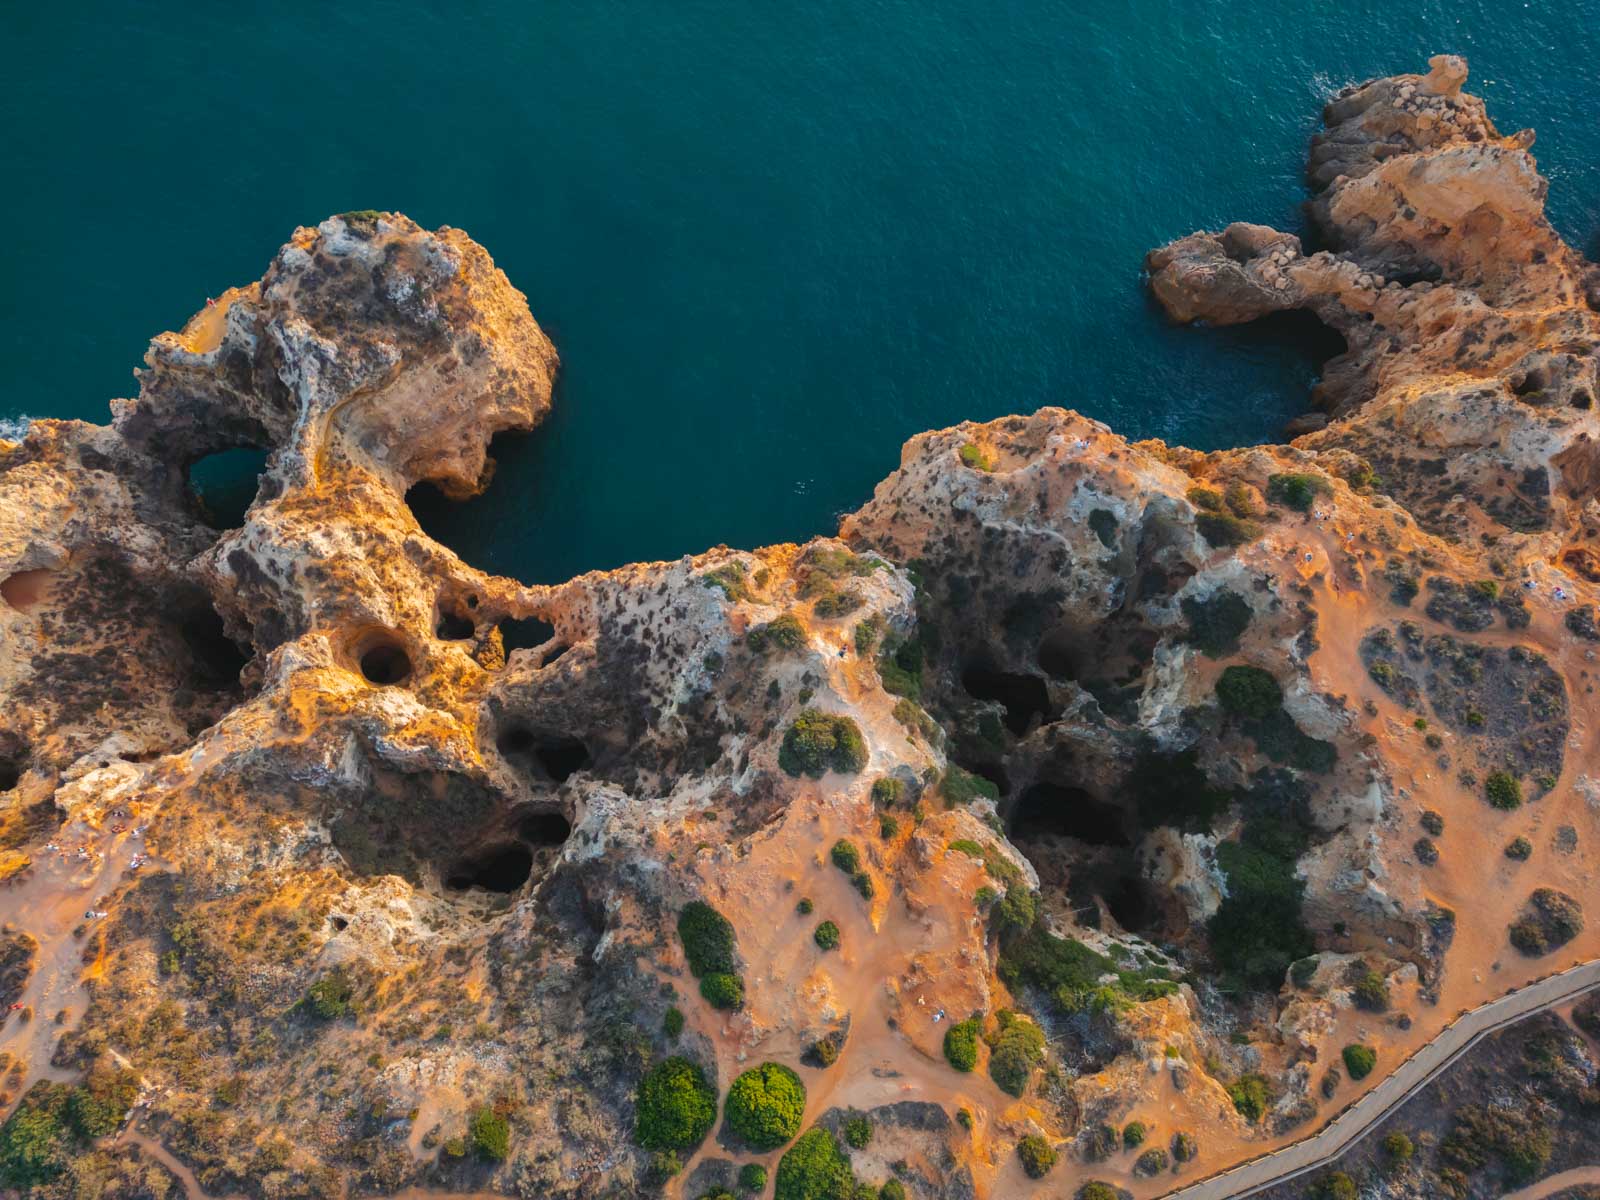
top-left (1, 58), bottom-right (1597, 1200)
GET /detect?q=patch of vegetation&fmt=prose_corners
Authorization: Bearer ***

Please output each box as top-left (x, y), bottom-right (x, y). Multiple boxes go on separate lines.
top-left (1017, 1134), bottom-right (1056, 1178)
top-left (1341, 1043), bottom-right (1376, 1081)
top-left (679, 901), bottom-right (738, 977)
top-left (871, 776), bottom-right (905, 806)
top-left (664, 1006), bottom-right (685, 1038)
top-left (1209, 813), bottom-right (1315, 993)
top-left (468, 1105), bottom-right (510, 1160)
top-left (1353, 970), bottom-right (1389, 1012)
top-left (1505, 835), bottom-right (1533, 861)
top-left (1215, 666), bottom-right (1282, 719)
top-left (1196, 511), bottom-right (1263, 548)
top-left (702, 561), bottom-right (756, 602)
top-left (796, 897), bottom-right (814, 915)
top-left (700, 972), bottom-right (745, 1010)
top-left (1312, 1172), bottom-right (1357, 1200)
top-left (748, 613), bottom-right (807, 653)
top-left (875, 637), bottom-right (924, 700)
top-left (940, 764), bottom-right (999, 806)
top-left (1414, 836), bottom-right (1439, 866)
top-left (986, 1010), bottom-right (1045, 1097)
top-left (943, 1018), bottom-right (981, 1072)
top-left (1267, 472), bottom-right (1329, 512)
top-left (1171, 1131), bottom-right (1198, 1162)
top-left (1486, 770), bottom-right (1522, 810)
top-left (1130, 746), bottom-right (1233, 833)
top-left (780, 709), bottom-right (869, 778)
top-left (959, 442), bottom-right (995, 471)
top-left (725, 1063), bottom-right (806, 1150)
top-left (1076, 1184), bottom-right (1118, 1200)
top-left (1383, 1131), bottom-right (1414, 1162)
top-left (998, 922), bottom-right (1175, 1013)
top-left (1228, 1074), bottom-right (1271, 1123)
top-left (831, 839), bottom-right (862, 874)
top-left (636, 1057), bottom-right (718, 1152)
top-left (1134, 1147), bottom-right (1170, 1176)
top-left (1421, 809), bottom-right (1445, 836)
top-left (1122, 1121), bottom-right (1146, 1148)
top-left (775, 1127), bottom-right (855, 1200)
top-left (1440, 1101), bottom-right (1553, 1185)
top-left (0, 1071), bottom-right (140, 1190)
top-left (813, 921), bottom-right (841, 951)
top-left (853, 618), bottom-right (881, 656)
top-left (1509, 887), bottom-right (1584, 956)
top-left (1181, 590), bottom-right (1254, 657)
top-left (842, 1113), bottom-right (872, 1149)
top-left (306, 969), bottom-right (354, 1019)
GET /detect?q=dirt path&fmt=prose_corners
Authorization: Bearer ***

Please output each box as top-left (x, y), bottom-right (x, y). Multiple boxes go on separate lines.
top-left (1500, 1165), bottom-right (1600, 1200)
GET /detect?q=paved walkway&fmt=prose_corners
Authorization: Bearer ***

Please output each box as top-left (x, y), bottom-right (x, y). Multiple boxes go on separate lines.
top-left (1162, 959), bottom-right (1600, 1200)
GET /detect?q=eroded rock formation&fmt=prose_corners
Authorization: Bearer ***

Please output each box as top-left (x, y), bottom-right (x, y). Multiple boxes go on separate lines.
top-left (1, 57), bottom-right (1598, 1200)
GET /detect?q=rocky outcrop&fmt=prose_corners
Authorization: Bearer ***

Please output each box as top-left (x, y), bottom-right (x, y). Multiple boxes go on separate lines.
top-left (2, 58), bottom-right (1598, 1200)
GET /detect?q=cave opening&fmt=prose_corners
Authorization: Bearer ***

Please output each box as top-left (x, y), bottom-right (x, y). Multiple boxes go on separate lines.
top-left (436, 609), bottom-right (476, 640)
top-left (1102, 873), bottom-right (1157, 933)
top-left (179, 603), bottom-right (251, 688)
top-left (357, 635), bottom-right (412, 686)
top-left (961, 664), bottom-right (1053, 736)
top-left (519, 809), bottom-right (572, 845)
top-left (1010, 782), bottom-right (1130, 847)
top-left (186, 446), bottom-right (270, 529)
top-left (497, 724), bottom-right (592, 783)
top-left (500, 616), bottom-right (557, 653)
top-left (0, 760), bottom-right (18, 792)
top-left (444, 843), bottom-right (534, 893)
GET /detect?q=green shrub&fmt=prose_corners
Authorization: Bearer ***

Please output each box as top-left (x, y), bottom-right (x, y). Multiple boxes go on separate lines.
top-left (831, 839), bottom-right (862, 874)
top-left (797, 897), bottom-right (814, 915)
top-left (1196, 511), bottom-right (1263, 548)
top-left (949, 838), bottom-right (984, 858)
top-left (1016, 1134), bottom-right (1056, 1178)
top-left (1506, 836), bottom-right (1533, 861)
top-left (842, 1113), bottom-right (872, 1148)
top-left (1342, 1043), bottom-right (1376, 1080)
top-left (664, 1006), bottom-right (685, 1038)
top-left (871, 777), bottom-right (904, 806)
top-left (879, 1181), bottom-right (907, 1200)
top-left (959, 442), bottom-right (994, 471)
top-left (678, 901), bottom-right (738, 977)
top-left (1076, 1184), bottom-right (1118, 1200)
top-left (1123, 1121), bottom-right (1147, 1148)
top-left (468, 1105), bottom-right (510, 1160)
top-left (701, 972), bottom-right (745, 1010)
top-left (1290, 957), bottom-right (1319, 988)
top-left (814, 921), bottom-right (841, 951)
top-left (1134, 1147), bottom-right (1170, 1176)
top-left (987, 1012), bottom-right (1045, 1097)
top-left (1187, 486), bottom-right (1224, 512)
top-left (1215, 665), bottom-right (1282, 719)
top-left (775, 1127), bottom-right (855, 1200)
top-left (702, 562), bottom-right (755, 602)
top-left (878, 814), bottom-right (898, 839)
top-left (725, 1063), bottom-right (806, 1150)
top-left (1181, 590), bottom-right (1253, 656)
top-left (1486, 771), bottom-right (1522, 810)
top-left (994, 886), bottom-right (1038, 933)
top-left (1130, 746), bottom-right (1233, 833)
top-left (1267, 472), bottom-right (1328, 512)
top-left (739, 1162), bottom-right (768, 1191)
top-left (749, 613), bottom-right (807, 653)
top-left (306, 970), bottom-right (354, 1019)
top-left (1228, 1074), bottom-right (1270, 1122)
top-left (780, 709), bottom-right (869, 778)
top-left (943, 1018), bottom-right (981, 1072)
top-left (940, 765), bottom-right (998, 806)
top-left (1383, 1131), bottom-right (1414, 1162)
top-left (1313, 1172), bottom-right (1357, 1200)
top-left (1421, 809), bottom-right (1445, 836)
top-left (0, 1083), bottom-right (72, 1189)
top-left (1208, 814), bottom-right (1314, 992)
top-left (636, 1057), bottom-right (717, 1151)
top-left (1353, 970), bottom-right (1388, 1012)
top-left (876, 638), bottom-right (924, 700)
top-left (1171, 1131), bottom-right (1198, 1162)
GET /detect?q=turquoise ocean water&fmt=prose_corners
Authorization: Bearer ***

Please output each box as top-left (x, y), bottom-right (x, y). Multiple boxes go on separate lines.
top-left (5, 2), bottom-right (1598, 584)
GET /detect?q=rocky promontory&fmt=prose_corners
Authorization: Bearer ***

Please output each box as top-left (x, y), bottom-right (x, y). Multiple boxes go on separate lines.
top-left (1, 59), bottom-right (1598, 1200)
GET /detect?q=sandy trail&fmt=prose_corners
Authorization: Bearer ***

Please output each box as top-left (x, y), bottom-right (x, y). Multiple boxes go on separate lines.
top-left (1500, 1165), bottom-right (1600, 1200)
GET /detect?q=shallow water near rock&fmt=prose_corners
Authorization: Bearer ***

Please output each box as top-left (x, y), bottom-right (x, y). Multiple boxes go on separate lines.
top-left (6, 0), bottom-right (1599, 584)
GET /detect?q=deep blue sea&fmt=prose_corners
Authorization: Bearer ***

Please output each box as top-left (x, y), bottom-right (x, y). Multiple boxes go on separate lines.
top-left (5, 2), bottom-right (1598, 584)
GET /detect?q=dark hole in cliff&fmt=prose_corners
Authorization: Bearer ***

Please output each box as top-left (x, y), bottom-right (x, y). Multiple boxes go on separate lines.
top-left (1102, 872), bottom-right (1157, 933)
top-left (358, 638), bottom-right (412, 686)
top-left (180, 604), bottom-right (250, 687)
top-left (498, 725), bottom-right (592, 783)
top-left (186, 446), bottom-right (269, 529)
top-left (542, 641), bottom-right (572, 665)
top-left (1573, 391), bottom-right (1592, 411)
top-left (519, 810), bottom-right (572, 845)
top-left (329, 916), bottom-right (348, 931)
top-left (500, 616), bottom-right (556, 653)
top-left (436, 610), bottom-right (475, 640)
top-left (1010, 782), bottom-right (1130, 847)
top-left (444, 843), bottom-right (533, 893)
top-left (1209, 309), bottom-right (1347, 392)
top-left (0, 760), bottom-right (18, 792)
top-left (961, 664), bottom-right (1053, 736)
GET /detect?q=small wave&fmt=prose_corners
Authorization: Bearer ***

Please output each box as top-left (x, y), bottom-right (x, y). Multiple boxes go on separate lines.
top-left (0, 415), bottom-right (33, 441)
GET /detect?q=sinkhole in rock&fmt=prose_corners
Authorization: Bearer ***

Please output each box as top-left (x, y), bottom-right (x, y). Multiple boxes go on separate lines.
top-left (355, 634), bottom-right (412, 686)
top-left (500, 616), bottom-right (556, 653)
top-left (444, 843), bottom-right (534, 893)
top-left (186, 446), bottom-right (270, 529)
top-left (518, 810), bottom-right (572, 845)
top-left (1010, 782), bottom-right (1130, 847)
top-left (436, 609), bottom-right (476, 640)
top-left (179, 603), bottom-right (251, 688)
top-left (497, 725), bottom-right (592, 783)
top-left (0, 569), bottom-right (52, 612)
top-left (961, 664), bottom-right (1053, 736)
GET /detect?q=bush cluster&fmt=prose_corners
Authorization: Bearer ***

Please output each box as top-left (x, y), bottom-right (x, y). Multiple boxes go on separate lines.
top-left (725, 1063), bottom-right (806, 1150)
top-left (842, 1113), bottom-right (872, 1149)
top-left (700, 972), bottom-right (745, 1009)
top-left (775, 1127), bottom-right (855, 1199)
top-left (986, 1011), bottom-right (1045, 1097)
top-left (1016, 1134), bottom-right (1056, 1178)
top-left (1122, 1121), bottom-right (1146, 1148)
top-left (1228, 1074), bottom-right (1270, 1123)
top-left (679, 900), bottom-right (745, 1009)
top-left (1486, 770), bottom-right (1522, 810)
top-left (813, 921), bottom-right (841, 951)
top-left (1209, 813), bottom-right (1315, 993)
top-left (748, 613), bottom-right (806, 653)
top-left (306, 970), bottom-right (354, 1019)
top-left (468, 1105), bottom-right (510, 1161)
top-left (1134, 1147), bottom-right (1170, 1176)
top-left (780, 708), bottom-right (869, 778)
top-left (739, 1162), bottom-right (768, 1191)
top-left (1341, 1043), bottom-right (1376, 1081)
top-left (1267, 472), bottom-right (1329, 512)
top-left (636, 1057), bottom-right (717, 1152)
top-left (1171, 1130), bottom-right (1198, 1162)
top-left (943, 1017), bottom-right (981, 1072)
top-left (1215, 666), bottom-right (1282, 719)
